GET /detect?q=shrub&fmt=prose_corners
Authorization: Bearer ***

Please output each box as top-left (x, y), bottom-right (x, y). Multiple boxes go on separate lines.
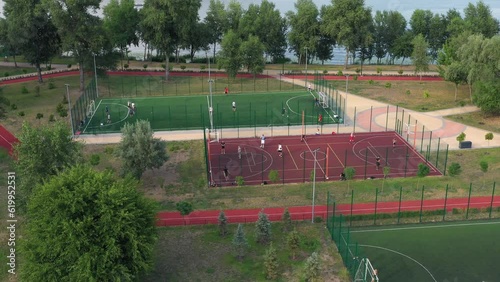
top-left (89, 154), bottom-right (101, 166)
top-left (143, 64), bottom-right (148, 69)
top-left (36, 113), bottom-right (43, 119)
top-left (104, 146), bottom-right (114, 155)
top-left (268, 170), bottom-right (280, 183)
top-left (456, 132), bottom-right (466, 143)
top-left (448, 163), bottom-right (462, 176)
top-left (376, 67), bottom-right (382, 75)
top-left (235, 176), bottom-right (244, 186)
top-left (46, 65), bottom-right (52, 70)
top-left (180, 65), bottom-right (186, 70)
top-left (200, 65), bottom-right (206, 71)
top-left (406, 90), bottom-right (411, 95)
top-left (123, 64), bottom-right (129, 69)
top-left (336, 70), bottom-right (343, 76)
top-left (67, 64), bottom-right (72, 68)
top-left (355, 68), bottom-right (361, 74)
top-left (423, 90), bottom-right (430, 98)
top-left (34, 85), bottom-right (41, 97)
top-left (22, 69), bottom-right (28, 74)
top-left (161, 63), bottom-right (166, 69)
top-left (48, 81), bottom-right (56, 89)
top-left (353, 75), bottom-right (358, 81)
top-left (18, 111), bottom-right (25, 116)
top-left (4, 72), bottom-right (9, 77)
top-left (368, 80), bottom-right (374, 85)
top-left (21, 86), bottom-right (29, 94)
top-left (459, 101), bottom-right (466, 107)
top-left (398, 69), bottom-right (404, 75)
top-left (323, 69), bottom-right (328, 74)
top-left (49, 114), bottom-right (55, 122)
top-left (10, 104), bottom-right (17, 110)
top-left (385, 82), bottom-right (392, 88)
top-left (313, 216), bottom-right (323, 223)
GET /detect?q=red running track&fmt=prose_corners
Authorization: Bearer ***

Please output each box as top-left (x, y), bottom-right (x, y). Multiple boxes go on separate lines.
top-left (156, 196), bottom-right (500, 226)
top-left (0, 124), bottom-right (18, 156)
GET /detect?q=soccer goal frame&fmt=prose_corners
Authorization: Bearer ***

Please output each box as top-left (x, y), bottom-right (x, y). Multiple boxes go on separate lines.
top-left (86, 100), bottom-right (96, 118)
top-left (354, 258), bottom-right (379, 282)
top-left (318, 91), bottom-right (329, 108)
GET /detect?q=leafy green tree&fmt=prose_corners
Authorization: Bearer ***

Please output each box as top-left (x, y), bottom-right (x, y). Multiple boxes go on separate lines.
top-left (303, 252), bottom-right (320, 281)
top-left (3, 0), bottom-right (61, 83)
top-left (240, 35), bottom-right (265, 75)
top-left (456, 132), bottom-right (466, 143)
top-left (485, 133), bottom-right (494, 146)
top-left (176, 201), bottom-right (194, 222)
top-left (417, 163), bottom-right (430, 177)
top-left (14, 122), bottom-right (82, 208)
top-left (282, 208), bottom-right (293, 232)
top-left (322, 0), bottom-right (373, 69)
top-left (183, 21), bottom-right (211, 62)
top-left (218, 210), bottom-right (228, 237)
top-left (372, 10), bottom-right (406, 64)
top-left (428, 13), bottom-right (447, 60)
top-left (0, 10), bottom-right (23, 67)
top-left (255, 210), bottom-right (272, 244)
top-left (444, 62), bottom-right (468, 101)
top-left (22, 165), bottom-right (157, 281)
top-left (287, 229), bottom-right (300, 260)
top-left (204, 0), bottom-right (228, 61)
top-left (256, 0), bottom-right (287, 62)
top-left (46, 0), bottom-right (105, 93)
top-left (141, 0), bottom-right (201, 79)
top-left (263, 243), bottom-right (279, 280)
top-left (409, 9), bottom-right (433, 39)
top-left (226, 0), bottom-right (243, 31)
top-left (286, 0), bottom-right (320, 65)
top-left (448, 162), bottom-right (462, 176)
top-left (103, 0), bottom-right (140, 68)
top-left (344, 167), bottom-right (356, 192)
top-left (392, 31), bottom-right (414, 65)
top-left (233, 224), bottom-right (248, 260)
top-left (116, 120), bottom-right (168, 179)
top-left (218, 29), bottom-right (242, 78)
top-left (463, 1), bottom-right (500, 38)
top-left (480, 160), bottom-right (489, 187)
top-left (411, 34), bottom-right (430, 77)
top-left (268, 169), bottom-right (280, 183)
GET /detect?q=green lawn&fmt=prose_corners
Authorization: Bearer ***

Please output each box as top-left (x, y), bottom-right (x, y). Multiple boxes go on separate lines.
top-left (350, 220), bottom-right (500, 282)
top-left (142, 222), bottom-right (349, 282)
top-left (83, 91), bottom-right (342, 133)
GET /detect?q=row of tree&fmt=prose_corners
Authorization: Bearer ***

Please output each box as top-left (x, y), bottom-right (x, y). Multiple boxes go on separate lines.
top-left (1, 1), bottom-right (498, 83)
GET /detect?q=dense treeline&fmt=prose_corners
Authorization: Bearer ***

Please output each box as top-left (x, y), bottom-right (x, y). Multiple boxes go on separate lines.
top-left (0, 0), bottom-right (499, 113)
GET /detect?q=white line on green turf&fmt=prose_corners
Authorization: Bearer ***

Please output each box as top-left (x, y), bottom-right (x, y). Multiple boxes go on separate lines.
top-left (359, 244), bottom-right (437, 282)
top-left (351, 220), bottom-right (500, 233)
top-left (100, 91), bottom-right (304, 101)
top-left (82, 99), bottom-right (102, 134)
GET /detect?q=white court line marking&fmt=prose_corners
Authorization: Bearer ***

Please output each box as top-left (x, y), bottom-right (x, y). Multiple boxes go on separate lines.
top-left (0, 133), bottom-right (13, 146)
top-left (82, 99), bottom-right (102, 133)
top-left (244, 147), bottom-right (253, 173)
top-left (303, 139), bottom-right (325, 175)
top-left (286, 145), bottom-right (299, 169)
top-left (351, 220), bottom-right (500, 233)
top-left (359, 245), bottom-right (437, 282)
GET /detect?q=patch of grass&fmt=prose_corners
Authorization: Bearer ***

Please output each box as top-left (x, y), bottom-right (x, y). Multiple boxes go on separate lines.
top-left (446, 111), bottom-right (500, 134)
top-left (326, 80), bottom-right (471, 112)
top-left (142, 222), bottom-right (348, 282)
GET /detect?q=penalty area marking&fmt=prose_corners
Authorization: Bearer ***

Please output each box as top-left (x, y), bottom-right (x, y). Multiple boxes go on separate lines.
top-left (359, 244), bottom-right (437, 282)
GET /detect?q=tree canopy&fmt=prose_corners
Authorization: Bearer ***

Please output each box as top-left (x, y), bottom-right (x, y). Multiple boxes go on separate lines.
top-left (22, 165), bottom-right (157, 281)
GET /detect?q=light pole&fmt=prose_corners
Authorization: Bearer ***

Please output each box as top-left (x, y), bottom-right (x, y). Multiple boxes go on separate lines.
top-left (207, 52), bottom-right (214, 132)
top-left (93, 53), bottom-right (99, 98)
top-left (65, 84), bottom-right (74, 138)
top-left (345, 74), bottom-right (349, 118)
top-left (311, 148), bottom-right (320, 223)
top-left (304, 47), bottom-right (309, 89)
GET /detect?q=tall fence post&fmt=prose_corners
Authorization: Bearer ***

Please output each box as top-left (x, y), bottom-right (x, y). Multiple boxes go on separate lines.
top-left (443, 144), bottom-right (449, 176)
top-left (490, 182), bottom-right (496, 219)
top-left (374, 188), bottom-right (378, 225)
top-left (443, 184), bottom-right (449, 221)
top-left (466, 183), bottom-right (472, 219)
top-left (397, 186), bottom-right (402, 224)
top-left (350, 190), bottom-right (354, 227)
top-left (419, 185), bottom-right (425, 223)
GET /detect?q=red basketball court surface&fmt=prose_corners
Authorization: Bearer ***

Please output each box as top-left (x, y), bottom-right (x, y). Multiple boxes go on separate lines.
top-left (208, 131), bottom-right (441, 186)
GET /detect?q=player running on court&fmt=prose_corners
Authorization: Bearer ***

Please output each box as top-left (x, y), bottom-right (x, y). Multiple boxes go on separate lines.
top-left (349, 132), bottom-right (355, 144)
top-left (260, 134), bottom-right (266, 149)
top-left (277, 143), bottom-right (283, 157)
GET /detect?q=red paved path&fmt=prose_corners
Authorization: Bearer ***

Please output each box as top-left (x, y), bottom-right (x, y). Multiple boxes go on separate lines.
top-left (0, 124), bottom-right (19, 156)
top-left (157, 196), bottom-right (500, 226)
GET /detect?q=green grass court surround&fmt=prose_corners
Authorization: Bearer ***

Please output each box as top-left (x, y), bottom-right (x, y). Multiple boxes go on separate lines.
top-left (81, 91), bottom-right (342, 134)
